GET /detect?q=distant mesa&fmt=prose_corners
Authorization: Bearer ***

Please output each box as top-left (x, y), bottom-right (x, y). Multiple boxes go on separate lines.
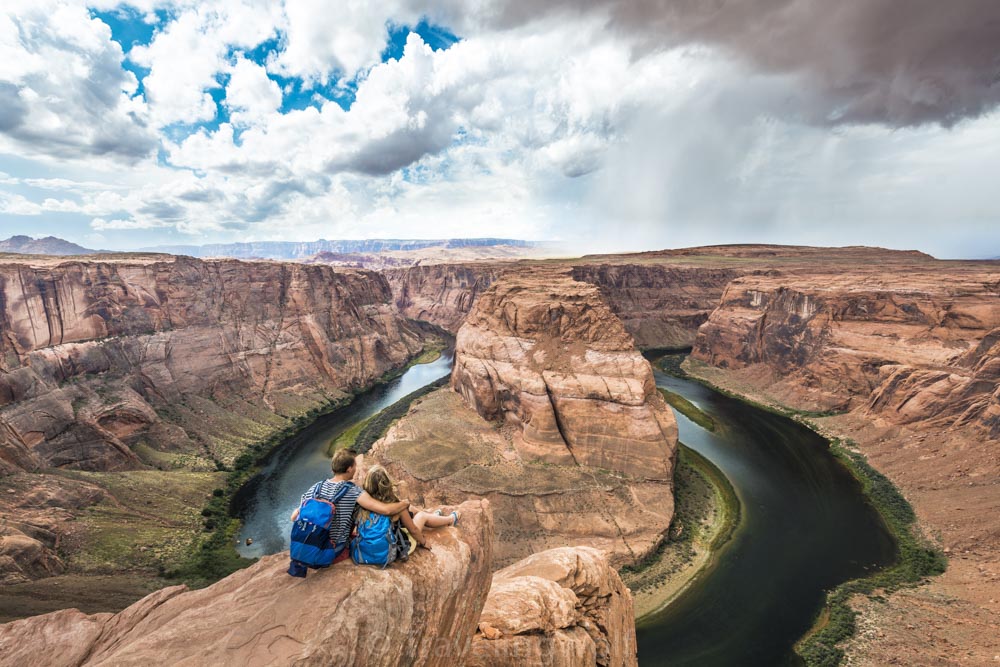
top-left (0, 236), bottom-right (97, 256)
top-left (140, 238), bottom-right (538, 261)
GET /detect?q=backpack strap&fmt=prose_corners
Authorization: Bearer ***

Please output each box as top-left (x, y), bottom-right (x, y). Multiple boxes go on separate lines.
top-left (331, 481), bottom-right (354, 504)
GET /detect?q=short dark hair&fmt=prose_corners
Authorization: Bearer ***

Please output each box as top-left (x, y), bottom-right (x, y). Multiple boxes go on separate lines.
top-left (332, 449), bottom-right (357, 474)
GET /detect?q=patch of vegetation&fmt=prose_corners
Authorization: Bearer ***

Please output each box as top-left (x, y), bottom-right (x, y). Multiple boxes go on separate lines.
top-left (164, 394), bottom-right (352, 585)
top-left (796, 439), bottom-right (947, 666)
top-left (620, 444), bottom-right (739, 585)
top-left (56, 470), bottom-right (224, 575)
top-left (653, 352), bottom-right (690, 378)
top-left (351, 376), bottom-right (450, 454)
top-left (666, 354), bottom-right (847, 420)
top-left (659, 388), bottom-right (716, 431)
top-left (408, 340), bottom-right (446, 366)
top-left (328, 414), bottom-right (374, 455)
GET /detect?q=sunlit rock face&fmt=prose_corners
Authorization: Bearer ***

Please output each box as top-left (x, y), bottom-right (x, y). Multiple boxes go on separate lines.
top-left (452, 270), bottom-right (677, 481)
top-left (691, 268), bottom-right (1000, 430)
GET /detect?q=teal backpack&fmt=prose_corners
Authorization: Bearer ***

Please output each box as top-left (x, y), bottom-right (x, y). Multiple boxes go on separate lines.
top-left (350, 512), bottom-right (397, 567)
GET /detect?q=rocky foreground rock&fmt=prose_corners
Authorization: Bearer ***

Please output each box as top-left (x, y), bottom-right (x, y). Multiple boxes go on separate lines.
top-left (470, 547), bottom-right (637, 667)
top-left (0, 501), bottom-right (639, 667)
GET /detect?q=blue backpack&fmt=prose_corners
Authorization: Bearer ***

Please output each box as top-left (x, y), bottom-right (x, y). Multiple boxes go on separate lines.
top-left (350, 512), bottom-right (398, 567)
top-left (289, 481), bottom-right (353, 567)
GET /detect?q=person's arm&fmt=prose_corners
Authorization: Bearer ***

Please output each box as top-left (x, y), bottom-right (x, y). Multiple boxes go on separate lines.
top-left (356, 491), bottom-right (409, 517)
top-left (399, 509), bottom-right (429, 549)
top-left (290, 507), bottom-right (300, 521)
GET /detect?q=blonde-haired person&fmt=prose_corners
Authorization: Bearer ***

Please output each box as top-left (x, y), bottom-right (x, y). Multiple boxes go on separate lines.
top-left (353, 465), bottom-right (458, 564)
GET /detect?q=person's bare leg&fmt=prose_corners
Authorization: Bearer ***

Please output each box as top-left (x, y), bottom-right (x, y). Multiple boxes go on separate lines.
top-left (413, 510), bottom-right (455, 531)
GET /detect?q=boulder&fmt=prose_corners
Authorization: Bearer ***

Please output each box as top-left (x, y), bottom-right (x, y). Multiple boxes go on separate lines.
top-left (468, 546), bottom-right (637, 667)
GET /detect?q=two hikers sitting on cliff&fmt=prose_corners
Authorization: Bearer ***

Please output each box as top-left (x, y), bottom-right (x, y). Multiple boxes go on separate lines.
top-left (287, 449), bottom-right (458, 577)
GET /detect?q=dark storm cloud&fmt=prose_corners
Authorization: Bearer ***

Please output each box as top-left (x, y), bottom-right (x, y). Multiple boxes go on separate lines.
top-left (456, 0), bottom-right (1000, 127)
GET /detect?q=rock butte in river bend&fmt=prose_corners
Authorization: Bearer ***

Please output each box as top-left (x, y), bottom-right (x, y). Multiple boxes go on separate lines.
top-left (452, 271), bottom-right (677, 481)
top-left (367, 270), bottom-right (677, 569)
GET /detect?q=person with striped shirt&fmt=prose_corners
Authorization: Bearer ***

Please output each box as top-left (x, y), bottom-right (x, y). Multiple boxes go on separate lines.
top-left (287, 449), bottom-right (408, 577)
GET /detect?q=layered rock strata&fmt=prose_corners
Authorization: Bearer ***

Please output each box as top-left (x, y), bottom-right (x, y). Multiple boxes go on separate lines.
top-left (469, 546), bottom-right (637, 667)
top-left (452, 272), bottom-right (677, 480)
top-left (571, 264), bottom-right (744, 349)
top-left (385, 263), bottom-right (509, 333)
top-left (0, 256), bottom-right (424, 473)
top-left (691, 269), bottom-right (1000, 425)
top-left (0, 500), bottom-right (494, 667)
top-left (686, 263), bottom-right (1000, 665)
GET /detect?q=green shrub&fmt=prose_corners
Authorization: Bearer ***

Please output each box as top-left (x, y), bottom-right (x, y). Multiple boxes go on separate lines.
top-left (797, 440), bottom-right (947, 665)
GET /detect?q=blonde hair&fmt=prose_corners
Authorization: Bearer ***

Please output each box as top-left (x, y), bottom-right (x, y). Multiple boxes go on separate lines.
top-left (357, 465), bottom-right (399, 521)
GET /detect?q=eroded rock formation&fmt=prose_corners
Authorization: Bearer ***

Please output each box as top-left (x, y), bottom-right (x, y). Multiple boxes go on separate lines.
top-left (691, 270), bottom-right (1000, 426)
top-left (469, 547), bottom-right (637, 667)
top-left (452, 271), bottom-right (677, 480)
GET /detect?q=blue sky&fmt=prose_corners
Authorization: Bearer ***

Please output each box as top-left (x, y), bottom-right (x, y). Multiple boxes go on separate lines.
top-left (1, 1), bottom-right (999, 257)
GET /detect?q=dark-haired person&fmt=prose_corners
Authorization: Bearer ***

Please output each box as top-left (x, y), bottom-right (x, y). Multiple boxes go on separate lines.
top-left (287, 449), bottom-right (409, 578)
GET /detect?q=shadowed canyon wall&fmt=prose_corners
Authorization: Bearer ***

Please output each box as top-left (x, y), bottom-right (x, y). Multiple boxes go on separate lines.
top-left (570, 264), bottom-right (744, 349)
top-left (385, 264), bottom-right (509, 333)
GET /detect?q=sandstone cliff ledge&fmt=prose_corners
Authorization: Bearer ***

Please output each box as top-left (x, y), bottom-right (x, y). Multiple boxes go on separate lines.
top-left (0, 501), bottom-right (639, 666)
top-left (0, 500), bottom-right (493, 666)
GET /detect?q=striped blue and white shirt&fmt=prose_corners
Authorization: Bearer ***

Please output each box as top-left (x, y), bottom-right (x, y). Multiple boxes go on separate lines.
top-left (300, 480), bottom-right (362, 545)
